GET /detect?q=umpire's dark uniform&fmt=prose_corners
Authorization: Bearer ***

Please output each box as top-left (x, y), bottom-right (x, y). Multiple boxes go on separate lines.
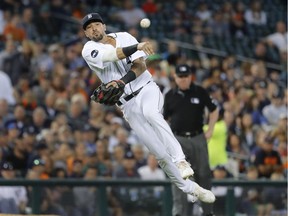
top-left (164, 65), bottom-right (218, 216)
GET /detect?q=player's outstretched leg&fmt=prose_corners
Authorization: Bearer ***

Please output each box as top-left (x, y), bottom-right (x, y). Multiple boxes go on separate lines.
top-left (139, 82), bottom-right (195, 179)
top-left (122, 100), bottom-right (212, 199)
top-left (158, 156), bottom-right (215, 203)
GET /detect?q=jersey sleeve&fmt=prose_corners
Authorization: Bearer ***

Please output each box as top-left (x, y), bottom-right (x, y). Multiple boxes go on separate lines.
top-left (202, 88), bottom-right (217, 112)
top-left (82, 41), bottom-right (110, 70)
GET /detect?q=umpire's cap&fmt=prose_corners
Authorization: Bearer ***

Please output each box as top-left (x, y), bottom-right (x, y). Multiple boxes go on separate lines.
top-left (175, 64), bottom-right (193, 76)
top-left (82, 13), bottom-right (104, 30)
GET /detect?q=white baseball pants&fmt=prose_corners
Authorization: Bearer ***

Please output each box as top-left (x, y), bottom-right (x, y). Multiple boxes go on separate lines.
top-left (121, 81), bottom-right (196, 193)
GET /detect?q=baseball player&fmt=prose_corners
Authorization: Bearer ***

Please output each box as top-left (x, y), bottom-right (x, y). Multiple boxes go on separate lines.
top-left (81, 13), bottom-right (215, 203)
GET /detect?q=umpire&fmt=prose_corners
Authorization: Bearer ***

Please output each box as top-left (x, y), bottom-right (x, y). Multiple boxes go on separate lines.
top-left (163, 64), bottom-right (219, 216)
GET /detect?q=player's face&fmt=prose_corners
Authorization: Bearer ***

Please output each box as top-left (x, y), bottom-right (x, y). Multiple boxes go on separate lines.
top-left (85, 22), bottom-right (106, 42)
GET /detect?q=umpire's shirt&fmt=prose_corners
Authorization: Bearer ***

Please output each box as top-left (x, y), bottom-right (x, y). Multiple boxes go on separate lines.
top-left (163, 70), bottom-right (217, 136)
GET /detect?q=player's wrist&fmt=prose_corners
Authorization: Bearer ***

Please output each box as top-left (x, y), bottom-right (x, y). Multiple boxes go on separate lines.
top-left (122, 44), bottom-right (138, 57)
top-left (120, 70), bottom-right (136, 84)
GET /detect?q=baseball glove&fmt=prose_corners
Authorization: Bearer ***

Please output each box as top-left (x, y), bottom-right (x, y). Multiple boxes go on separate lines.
top-left (91, 80), bottom-right (125, 105)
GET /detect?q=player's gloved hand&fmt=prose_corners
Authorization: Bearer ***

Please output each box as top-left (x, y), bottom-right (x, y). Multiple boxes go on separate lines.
top-left (90, 80), bottom-right (125, 106)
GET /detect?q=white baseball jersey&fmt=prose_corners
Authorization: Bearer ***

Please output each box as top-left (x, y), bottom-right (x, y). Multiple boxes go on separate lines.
top-left (82, 32), bottom-right (152, 96)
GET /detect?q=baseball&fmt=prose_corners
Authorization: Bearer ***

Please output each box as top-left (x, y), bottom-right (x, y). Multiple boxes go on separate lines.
top-left (140, 18), bottom-right (151, 28)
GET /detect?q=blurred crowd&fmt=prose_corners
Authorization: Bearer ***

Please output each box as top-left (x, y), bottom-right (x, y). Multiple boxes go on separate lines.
top-left (0, 0), bottom-right (287, 215)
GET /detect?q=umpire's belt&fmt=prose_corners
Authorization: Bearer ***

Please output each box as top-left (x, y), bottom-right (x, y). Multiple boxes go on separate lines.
top-left (116, 81), bottom-right (150, 106)
top-left (174, 130), bottom-right (203, 138)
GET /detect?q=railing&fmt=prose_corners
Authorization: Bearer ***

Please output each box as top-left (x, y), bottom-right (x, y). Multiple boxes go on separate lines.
top-left (213, 179), bottom-right (287, 216)
top-left (0, 179), bottom-right (286, 216)
top-left (227, 151), bottom-right (250, 161)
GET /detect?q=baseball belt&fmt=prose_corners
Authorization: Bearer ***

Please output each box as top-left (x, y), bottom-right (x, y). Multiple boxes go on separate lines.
top-left (174, 130), bottom-right (203, 138)
top-left (116, 81), bottom-right (151, 106)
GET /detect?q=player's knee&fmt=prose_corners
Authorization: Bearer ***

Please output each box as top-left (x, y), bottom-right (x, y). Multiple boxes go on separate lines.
top-left (153, 153), bottom-right (165, 162)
